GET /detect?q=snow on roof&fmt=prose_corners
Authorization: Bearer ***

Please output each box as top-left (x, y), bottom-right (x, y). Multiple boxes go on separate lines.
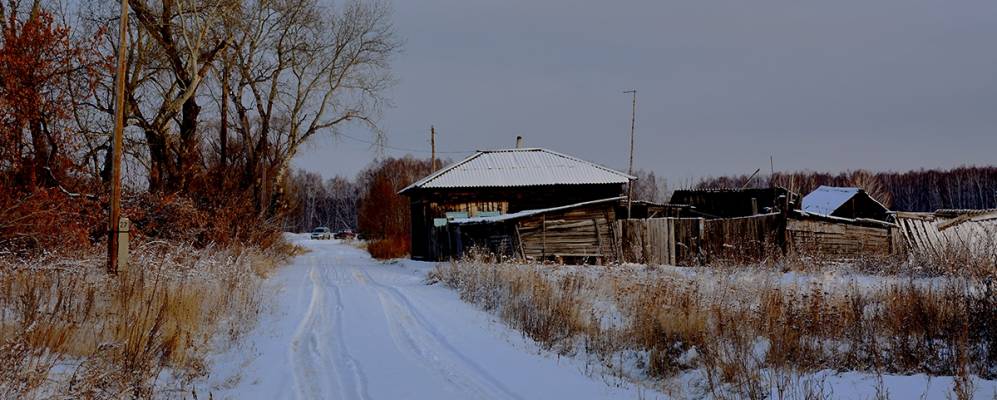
top-left (400, 148), bottom-right (634, 193)
top-left (801, 186), bottom-right (861, 216)
top-left (449, 197), bottom-right (625, 225)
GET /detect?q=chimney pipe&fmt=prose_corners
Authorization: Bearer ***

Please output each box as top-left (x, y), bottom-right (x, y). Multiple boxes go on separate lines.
top-left (516, 136), bottom-right (523, 148)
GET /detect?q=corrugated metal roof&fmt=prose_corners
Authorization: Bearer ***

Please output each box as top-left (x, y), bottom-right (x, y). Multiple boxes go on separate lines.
top-left (801, 186), bottom-right (861, 216)
top-left (400, 148), bottom-right (633, 193)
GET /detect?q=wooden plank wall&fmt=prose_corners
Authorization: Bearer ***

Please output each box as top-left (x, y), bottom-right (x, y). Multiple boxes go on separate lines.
top-left (427, 225), bottom-right (451, 261)
top-left (702, 213), bottom-right (784, 263)
top-left (619, 218), bottom-right (678, 265)
top-left (618, 213), bottom-right (783, 266)
top-left (787, 219), bottom-right (891, 258)
top-left (516, 206), bottom-right (616, 263)
top-left (895, 212), bottom-right (997, 258)
top-left (617, 217), bottom-right (708, 265)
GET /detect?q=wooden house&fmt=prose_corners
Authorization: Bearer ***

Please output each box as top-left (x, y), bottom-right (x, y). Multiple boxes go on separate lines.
top-left (400, 148), bottom-right (633, 261)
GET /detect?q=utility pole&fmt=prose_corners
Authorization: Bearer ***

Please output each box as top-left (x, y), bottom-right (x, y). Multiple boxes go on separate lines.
top-left (107, 0), bottom-right (129, 275)
top-left (770, 155), bottom-right (775, 187)
top-left (623, 89), bottom-right (637, 219)
top-left (430, 125), bottom-right (437, 171)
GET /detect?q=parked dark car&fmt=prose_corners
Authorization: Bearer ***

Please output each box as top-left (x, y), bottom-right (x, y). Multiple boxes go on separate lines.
top-left (310, 227), bottom-right (332, 240)
top-left (334, 230), bottom-right (356, 240)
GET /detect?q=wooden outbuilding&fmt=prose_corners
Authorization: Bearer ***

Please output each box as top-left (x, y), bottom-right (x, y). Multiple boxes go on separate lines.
top-left (400, 148), bottom-right (633, 261)
top-left (801, 186), bottom-right (891, 222)
top-left (447, 197), bottom-right (623, 264)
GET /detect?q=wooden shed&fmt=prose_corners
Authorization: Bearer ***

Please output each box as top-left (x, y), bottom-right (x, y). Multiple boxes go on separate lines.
top-left (400, 148), bottom-right (633, 261)
top-left (447, 197), bottom-right (622, 264)
top-left (801, 186), bottom-right (891, 222)
top-left (787, 213), bottom-right (897, 258)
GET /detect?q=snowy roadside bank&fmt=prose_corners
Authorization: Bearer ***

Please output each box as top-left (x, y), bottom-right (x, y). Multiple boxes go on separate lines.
top-left (428, 260), bottom-right (997, 399)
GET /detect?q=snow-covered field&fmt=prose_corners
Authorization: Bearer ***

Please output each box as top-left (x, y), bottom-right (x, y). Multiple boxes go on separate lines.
top-left (200, 235), bottom-right (660, 399)
top-left (199, 236), bottom-right (996, 399)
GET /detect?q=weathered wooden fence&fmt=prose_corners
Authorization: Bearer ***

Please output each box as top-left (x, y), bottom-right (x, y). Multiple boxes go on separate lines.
top-left (702, 213), bottom-right (785, 262)
top-left (617, 213), bottom-right (784, 265)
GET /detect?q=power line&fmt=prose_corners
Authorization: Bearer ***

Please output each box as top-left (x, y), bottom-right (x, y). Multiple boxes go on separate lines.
top-left (338, 133), bottom-right (472, 155)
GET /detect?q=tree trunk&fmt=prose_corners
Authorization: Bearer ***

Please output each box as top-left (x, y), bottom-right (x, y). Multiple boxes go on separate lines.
top-left (145, 128), bottom-right (170, 192)
top-left (28, 119), bottom-right (49, 189)
top-left (218, 62), bottom-right (230, 184)
top-left (177, 96), bottom-right (202, 191)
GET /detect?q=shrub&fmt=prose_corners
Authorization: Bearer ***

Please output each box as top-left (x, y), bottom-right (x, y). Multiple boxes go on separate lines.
top-left (367, 236), bottom-right (410, 259)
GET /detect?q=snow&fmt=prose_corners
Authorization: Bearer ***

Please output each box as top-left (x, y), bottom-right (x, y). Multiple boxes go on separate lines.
top-left (199, 236), bottom-right (996, 399)
top-left (801, 185), bottom-right (860, 216)
top-left (400, 148), bottom-right (633, 192)
top-left (200, 235), bottom-right (662, 399)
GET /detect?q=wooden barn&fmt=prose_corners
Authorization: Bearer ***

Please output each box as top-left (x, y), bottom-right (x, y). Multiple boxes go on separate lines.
top-left (400, 147), bottom-right (633, 261)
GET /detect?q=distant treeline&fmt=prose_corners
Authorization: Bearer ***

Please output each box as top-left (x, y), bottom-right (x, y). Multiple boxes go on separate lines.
top-left (694, 166), bottom-right (997, 212)
top-left (285, 156), bottom-right (437, 257)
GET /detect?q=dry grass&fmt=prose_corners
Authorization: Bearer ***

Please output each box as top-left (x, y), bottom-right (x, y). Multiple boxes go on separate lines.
top-left (0, 241), bottom-right (293, 399)
top-left (428, 259), bottom-right (996, 399)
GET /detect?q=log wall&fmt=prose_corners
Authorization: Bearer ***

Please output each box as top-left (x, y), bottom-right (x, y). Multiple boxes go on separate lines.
top-left (787, 219), bottom-right (892, 258)
top-left (516, 205), bottom-right (617, 263)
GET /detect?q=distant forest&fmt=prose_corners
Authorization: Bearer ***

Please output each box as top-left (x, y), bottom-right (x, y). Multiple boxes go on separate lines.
top-left (695, 166), bottom-right (997, 212)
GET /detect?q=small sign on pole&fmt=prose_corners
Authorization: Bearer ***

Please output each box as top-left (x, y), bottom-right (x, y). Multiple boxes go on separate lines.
top-left (117, 217), bottom-right (130, 272)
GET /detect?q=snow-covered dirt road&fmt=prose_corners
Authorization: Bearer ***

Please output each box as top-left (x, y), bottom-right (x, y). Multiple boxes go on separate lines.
top-left (203, 236), bottom-right (659, 399)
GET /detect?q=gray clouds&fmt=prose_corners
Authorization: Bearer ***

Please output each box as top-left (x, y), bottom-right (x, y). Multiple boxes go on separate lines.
top-left (294, 0), bottom-right (997, 185)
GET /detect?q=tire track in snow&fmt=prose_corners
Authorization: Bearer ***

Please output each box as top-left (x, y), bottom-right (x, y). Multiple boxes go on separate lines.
top-left (289, 260), bottom-right (370, 400)
top-left (354, 267), bottom-right (524, 400)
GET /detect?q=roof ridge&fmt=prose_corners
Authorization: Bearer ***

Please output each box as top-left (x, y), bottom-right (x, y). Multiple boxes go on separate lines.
top-left (399, 147), bottom-right (633, 194)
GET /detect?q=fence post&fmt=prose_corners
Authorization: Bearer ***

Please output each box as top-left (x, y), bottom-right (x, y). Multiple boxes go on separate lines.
top-left (668, 218), bottom-right (676, 265)
top-left (697, 217), bottom-right (706, 265)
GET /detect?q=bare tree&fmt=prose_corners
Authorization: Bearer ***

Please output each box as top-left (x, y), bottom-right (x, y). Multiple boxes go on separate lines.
top-left (632, 169), bottom-right (668, 203)
top-left (222, 0), bottom-right (399, 213)
top-left (123, 0), bottom-right (239, 192)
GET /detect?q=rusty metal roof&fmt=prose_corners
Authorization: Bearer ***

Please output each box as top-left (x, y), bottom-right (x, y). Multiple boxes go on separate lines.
top-left (400, 148), bottom-right (633, 193)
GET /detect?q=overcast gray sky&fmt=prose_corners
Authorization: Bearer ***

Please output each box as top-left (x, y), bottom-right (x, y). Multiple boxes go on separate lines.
top-left (293, 0), bottom-right (997, 187)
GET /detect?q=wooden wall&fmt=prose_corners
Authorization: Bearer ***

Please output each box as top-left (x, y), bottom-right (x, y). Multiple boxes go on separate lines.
top-left (703, 213), bottom-right (785, 262)
top-left (407, 184), bottom-right (624, 260)
top-left (424, 202), bottom-right (619, 264)
top-left (515, 204), bottom-right (617, 264)
top-left (787, 219), bottom-right (892, 258)
top-left (617, 213), bottom-right (783, 266)
top-left (895, 212), bottom-right (997, 258)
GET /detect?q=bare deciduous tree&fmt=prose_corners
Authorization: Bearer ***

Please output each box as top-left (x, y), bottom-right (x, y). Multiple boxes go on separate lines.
top-left (124, 0), bottom-right (239, 192)
top-left (218, 0), bottom-right (398, 214)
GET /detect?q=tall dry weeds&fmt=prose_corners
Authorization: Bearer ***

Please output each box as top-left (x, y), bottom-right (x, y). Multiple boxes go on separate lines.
top-left (428, 259), bottom-right (996, 398)
top-left (0, 241), bottom-right (291, 399)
